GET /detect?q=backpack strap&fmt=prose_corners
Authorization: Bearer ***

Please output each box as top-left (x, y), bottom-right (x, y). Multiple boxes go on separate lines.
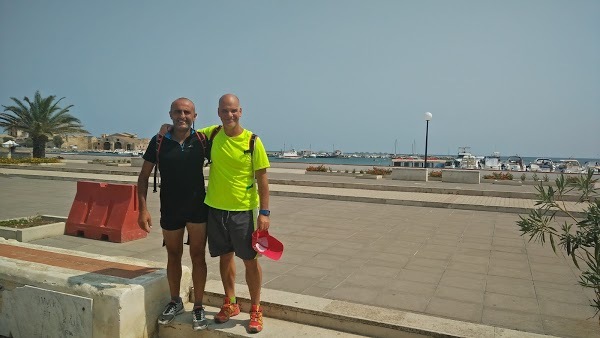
top-left (153, 133), bottom-right (165, 193)
top-left (209, 125), bottom-right (222, 141)
top-left (248, 133), bottom-right (257, 155)
top-left (245, 133), bottom-right (258, 189)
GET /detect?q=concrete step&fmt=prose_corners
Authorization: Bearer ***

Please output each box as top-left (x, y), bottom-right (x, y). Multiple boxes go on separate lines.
top-left (163, 281), bottom-right (558, 338)
top-left (158, 302), bottom-right (369, 338)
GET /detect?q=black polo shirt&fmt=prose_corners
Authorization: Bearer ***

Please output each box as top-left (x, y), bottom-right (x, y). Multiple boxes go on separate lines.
top-left (143, 130), bottom-right (208, 206)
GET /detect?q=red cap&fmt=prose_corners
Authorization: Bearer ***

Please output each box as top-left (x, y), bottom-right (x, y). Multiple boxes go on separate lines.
top-left (252, 230), bottom-right (284, 261)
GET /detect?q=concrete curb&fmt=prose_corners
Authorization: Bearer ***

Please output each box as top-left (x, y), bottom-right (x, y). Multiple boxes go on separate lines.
top-left (188, 280), bottom-right (558, 338)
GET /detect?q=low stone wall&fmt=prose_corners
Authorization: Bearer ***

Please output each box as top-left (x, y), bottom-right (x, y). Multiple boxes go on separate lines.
top-left (0, 239), bottom-right (190, 338)
top-left (442, 169), bottom-right (481, 184)
top-left (0, 215), bottom-right (66, 242)
top-left (130, 157), bottom-right (145, 167)
top-left (390, 168), bottom-right (428, 181)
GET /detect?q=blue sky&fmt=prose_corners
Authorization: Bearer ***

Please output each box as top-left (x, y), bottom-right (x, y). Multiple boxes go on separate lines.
top-left (1, 1), bottom-right (598, 158)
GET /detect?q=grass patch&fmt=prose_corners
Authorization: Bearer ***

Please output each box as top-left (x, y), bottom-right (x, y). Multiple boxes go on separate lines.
top-left (0, 215), bottom-right (55, 229)
top-left (0, 158), bottom-right (61, 164)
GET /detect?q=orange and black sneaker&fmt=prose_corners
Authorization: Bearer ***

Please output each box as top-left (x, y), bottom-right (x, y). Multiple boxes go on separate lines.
top-left (247, 304), bottom-right (263, 333)
top-left (214, 297), bottom-right (240, 323)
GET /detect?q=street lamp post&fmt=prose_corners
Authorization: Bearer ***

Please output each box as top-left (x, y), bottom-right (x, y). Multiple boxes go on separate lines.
top-left (424, 112), bottom-right (432, 169)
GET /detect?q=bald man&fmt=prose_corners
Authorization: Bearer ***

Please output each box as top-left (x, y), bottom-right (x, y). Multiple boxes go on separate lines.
top-left (198, 94), bottom-right (271, 333)
top-left (137, 98), bottom-right (210, 331)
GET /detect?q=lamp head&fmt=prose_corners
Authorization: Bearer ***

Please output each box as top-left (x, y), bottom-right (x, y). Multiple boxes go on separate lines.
top-left (425, 112), bottom-right (432, 121)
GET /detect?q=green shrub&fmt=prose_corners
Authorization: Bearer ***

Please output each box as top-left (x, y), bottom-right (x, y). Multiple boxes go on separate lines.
top-left (365, 167), bottom-right (392, 175)
top-left (518, 170), bottom-right (600, 318)
top-left (0, 158), bottom-right (61, 164)
top-left (306, 164), bottom-right (327, 172)
top-left (483, 172), bottom-right (513, 180)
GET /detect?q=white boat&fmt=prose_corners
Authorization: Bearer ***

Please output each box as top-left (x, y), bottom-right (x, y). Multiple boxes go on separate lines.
top-left (277, 150), bottom-right (302, 159)
top-left (455, 147), bottom-right (481, 170)
top-left (528, 158), bottom-right (555, 172)
top-left (556, 159), bottom-right (582, 173)
top-left (483, 152), bottom-right (501, 170)
top-left (504, 156), bottom-right (525, 171)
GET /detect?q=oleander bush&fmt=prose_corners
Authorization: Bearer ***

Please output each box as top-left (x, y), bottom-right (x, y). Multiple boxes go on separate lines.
top-left (429, 170), bottom-right (442, 178)
top-left (483, 172), bottom-right (513, 180)
top-left (306, 164), bottom-right (328, 172)
top-left (0, 158), bottom-right (61, 164)
top-left (517, 169), bottom-right (600, 321)
top-left (366, 167), bottom-right (392, 175)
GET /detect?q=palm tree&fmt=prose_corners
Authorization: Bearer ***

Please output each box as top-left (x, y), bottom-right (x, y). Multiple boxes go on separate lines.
top-left (0, 91), bottom-right (88, 158)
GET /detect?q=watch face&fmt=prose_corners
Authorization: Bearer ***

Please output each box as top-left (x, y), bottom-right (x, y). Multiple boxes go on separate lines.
top-left (260, 210), bottom-right (270, 216)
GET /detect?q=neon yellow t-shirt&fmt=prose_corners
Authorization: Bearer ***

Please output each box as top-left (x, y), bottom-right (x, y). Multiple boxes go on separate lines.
top-left (198, 125), bottom-right (270, 211)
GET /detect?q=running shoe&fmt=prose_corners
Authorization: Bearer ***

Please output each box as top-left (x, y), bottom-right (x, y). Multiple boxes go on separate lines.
top-left (157, 300), bottom-right (184, 325)
top-left (192, 306), bottom-right (208, 331)
top-left (214, 297), bottom-right (240, 323)
top-left (247, 304), bottom-right (263, 333)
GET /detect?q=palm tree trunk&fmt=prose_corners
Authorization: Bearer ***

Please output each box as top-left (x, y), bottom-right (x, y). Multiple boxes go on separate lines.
top-left (32, 136), bottom-right (48, 158)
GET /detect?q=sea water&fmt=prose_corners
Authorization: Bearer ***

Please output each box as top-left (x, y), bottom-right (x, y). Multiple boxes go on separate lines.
top-left (270, 156), bottom-right (600, 167)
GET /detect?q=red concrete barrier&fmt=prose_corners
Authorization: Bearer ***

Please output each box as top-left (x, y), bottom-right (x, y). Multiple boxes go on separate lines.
top-left (65, 181), bottom-right (146, 243)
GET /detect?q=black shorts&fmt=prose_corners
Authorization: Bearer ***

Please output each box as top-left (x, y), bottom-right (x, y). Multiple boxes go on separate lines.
top-left (207, 207), bottom-right (257, 260)
top-left (160, 194), bottom-right (209, 231)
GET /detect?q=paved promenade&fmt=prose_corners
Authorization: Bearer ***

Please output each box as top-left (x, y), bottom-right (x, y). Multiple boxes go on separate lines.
top-left (0, 164), bottom-right (598, 337)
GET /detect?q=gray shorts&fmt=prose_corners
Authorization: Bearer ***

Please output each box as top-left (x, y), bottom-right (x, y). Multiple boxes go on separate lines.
top-left (207, 207), bottom-right (257, 260)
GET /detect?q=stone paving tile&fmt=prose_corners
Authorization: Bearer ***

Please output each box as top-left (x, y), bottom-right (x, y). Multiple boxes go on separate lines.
top-left (486, 276), bottom-right (536, 298)
top-left (451, 253), bottom-right (490, 265)
top-left (487, 265), bottom-right (532, 280)
top-left (325, 285), bottom-right (379, 304)
top-left (490, 251), bottom-right (528, 262)
top-left (314, 275), bottom-right (348, 289)
top-left (395, 269), bottom-right (443, 284)
top-left (530, 261), bottom-right (576, 275)
top-left (373, 290), bottom-right (430, 313)
top-left (538, 300), bottom-right (598, 320)
top-left (481, 308), bottom-right (545, 335)
top-left (446, 261), bottom-right (489, 275)
top-left (456, 247), bottom-right (490, 257)
top-left (541, 316), bottom-right (600, 338)
top-left (263, 274), bottom-right (315, 294)
top-left (484, 293), bottom-right (539, 313)
top-left (425, 297), bottom-right (483, 323)
top-left (341, 271), bottom-right (393, 287)
top-left (365, 256), bottom-right (410, 269)
top-left (357, 265), bottom-right (402, 279)
top-left (492, 245), bottom-right (526, 254)
top-left (531, 270), bottom-right (579, 285)
top-left (434, 285), bottom-right (484, 304)
top-left (405, 257), bottom-right (449, 270)
top-left (439, 274), bottom-right (486, 291)
top-left (286, 265), bottom-right (330, 279)
top-left (535, 286), bottom-right (592, 305)
top-left (302, 285), bottom-right (331, 298)
top-left (385, 279), bottom-right (437, 296)
top-left (413, 249), bottom-right (453, 260)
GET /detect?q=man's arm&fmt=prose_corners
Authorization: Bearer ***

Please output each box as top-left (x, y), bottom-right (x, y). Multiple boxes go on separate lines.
top-left (255, 168), bottom-right (270, 231)
top-left (137, 160), bottom-right (155, 233)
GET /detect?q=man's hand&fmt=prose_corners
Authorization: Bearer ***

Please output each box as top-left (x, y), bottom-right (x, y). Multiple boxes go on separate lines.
top-left (257, 214), bottom-right (270, 231)
top-left (158, 124), bottom-right (172, 136)
top-left (138, 210), bottom-right (152, 233)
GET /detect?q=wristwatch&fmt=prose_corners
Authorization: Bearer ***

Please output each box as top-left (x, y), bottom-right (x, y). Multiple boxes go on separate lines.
top-left (259, 209), bottom-right (270, 216)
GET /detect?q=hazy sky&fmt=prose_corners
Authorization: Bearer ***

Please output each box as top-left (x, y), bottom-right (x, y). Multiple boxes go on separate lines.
top-left (1, 1), bottom-right (598, 158)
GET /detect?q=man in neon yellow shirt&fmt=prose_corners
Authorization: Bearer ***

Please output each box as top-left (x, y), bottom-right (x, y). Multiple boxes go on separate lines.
top-left (199, 94), bottom-right (270, 333)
